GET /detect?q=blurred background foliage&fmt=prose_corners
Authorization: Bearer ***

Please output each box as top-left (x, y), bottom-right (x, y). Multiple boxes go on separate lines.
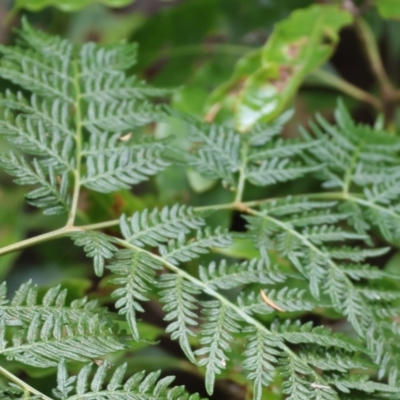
top-left (1, 1), bottom-right (400, 398)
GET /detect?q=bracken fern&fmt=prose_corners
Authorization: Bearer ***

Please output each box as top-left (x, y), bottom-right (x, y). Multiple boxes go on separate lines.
top-left (1, 20), bottom-right (400, 400)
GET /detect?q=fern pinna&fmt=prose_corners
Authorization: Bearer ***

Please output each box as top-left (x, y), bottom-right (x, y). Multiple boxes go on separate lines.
top-left (0, 20), bottom-right (400, 400)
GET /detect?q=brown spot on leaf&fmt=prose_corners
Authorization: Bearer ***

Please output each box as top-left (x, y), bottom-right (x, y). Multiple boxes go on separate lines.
top-left (229, 78), bottom-right (247, 96)
top-left (270, 65), bottom-right (293, 91)
top-left (284, 37), bottom-right (308, 60)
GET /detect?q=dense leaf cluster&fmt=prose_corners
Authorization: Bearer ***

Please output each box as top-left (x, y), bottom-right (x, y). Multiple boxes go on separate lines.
top-left (1, 20), bottom-right (400, 400)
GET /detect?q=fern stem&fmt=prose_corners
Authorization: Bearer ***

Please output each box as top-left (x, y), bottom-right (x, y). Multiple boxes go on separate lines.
top-left (195, 202), bottom-right (237, 213)
top-left (355, 17), bottom-right (394, 97)
top-left (116, 238), bottom-right (340, 397)
top-left (0, 365), bottom-right (52, 400)
top-left (243, 191), bottom-right (359, 208)
top-left (245, 206), bottom-right (376, 328)
top-left (245, 191), bottom-right (400, 223)
top-left (67, 59), bottom-right (84, 227)
top-left (310, 69), bottom-right (382, 111)
top-left (343, 143), bottom-right (363, 194)
top-left (0, 191), bottom-right (394, 259)
top-left (234, 143), bottom-right (249, 203)
top-left (0, 227), bottom-right (79, 257)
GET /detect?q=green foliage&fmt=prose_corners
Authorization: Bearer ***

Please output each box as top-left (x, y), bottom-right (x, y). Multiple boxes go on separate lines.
top-left (375, 0), bottom-right (400, 19)
top-left (13, 0), bottom-right (135, 12)
top-left (0, 282), bottom-right (126, 368)
top-left (1, 6), bottom-right (400, 400)
top-left (0, 18), bottom-right (167, 215)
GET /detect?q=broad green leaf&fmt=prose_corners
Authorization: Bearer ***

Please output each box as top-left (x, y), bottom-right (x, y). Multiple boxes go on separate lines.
top-left (375, 0), bottom-right (400, 19)
top-left (207, 5), bottom-right (352, 130)
top-left (14, 0), bottom-right (134, 12)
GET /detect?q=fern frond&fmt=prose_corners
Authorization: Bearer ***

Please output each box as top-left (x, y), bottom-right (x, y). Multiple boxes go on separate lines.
top-left (158, 228), bottom-right (232, 265)
top-left (0, 39), bottom-right (73, 103)
top-left (238, 288), bottom-right (324, 315)
top-left (195, 301), bottom-right (240, 395)
top-left (176, 109), bottom-right (314, 191)
top-left (0, 108), bottom-right (74, 170)
top-left (246, 159), bottom-right (317, 187)
top-left (0, 153), bottom-right (70, 215)
top-left (242, 327), bottom-right (281, 400)
top-left (0, 91), bottom-right (75, 139)
top-left (0, 281), bottom-right (111, 326)
top-left (82, 129), bottom-right (166, 158)
top-left (0, 385), bottom-right (35, 400)
top-left (79, 42), bottom-right (137, 77)
top-left (247, 138), bottom-right (316, 161)
top-left (17, 19), bottom-right (73, 63)
top-left (158, 274), bottom-right (200, 363)
top-left (107, 249), bottom-right (162, 340)
top-left (83, 100), bottom-right (165, 132)
top-left (120, 205), bottom-right (205, 247)
top-left (0, 313), bottom-right (125, 368)
top-left (339, 263), bottom-right (400, 281)
top-left (300, 350), bottom-right (370, 373)
top-left (52, 359), bottom-right (205, 400)
top-left (279, 355), bottom-right (329, 400)
top-left (331, 375), bottom-right (400, 398)
top-left (0, 20), bottom-right (169, 216)
top-left (241, 184), bottom-right (400, 380)
top-left (199, 258), bottom-right (287, 290)
top-left (272, 320), bottom-right (362, 352)
top-left (82, 147), bottom-right (169, 193)
top-left (303, 100), bottom-right (400, 244)
top-left (70, 231), bottom-right (118, 276)
top-left (178, 115), bottom-right (241, 187)
top-left (248, 110), bottom-right (294, 146)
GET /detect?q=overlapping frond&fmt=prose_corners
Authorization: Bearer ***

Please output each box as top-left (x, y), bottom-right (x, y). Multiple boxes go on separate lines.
top-left (0, 281), bottom-right (111, 326)
top-left (242, 327), bottom-right (281, 399)
top-left (174, 113), bottom-right (241, 187)
top-left (120, 205), bottom-right (205, 247)
top-left (237, 288), bottom-right (323, 315)
top-left (0, 282), bottom-right (125, 370)
top-left (158, 228), bottom-right (232, 265)
top-left (158, 274), bottom-right (200, 363)
top-left (0, 386), bottom-right (36, 400)
top-left (0, 313), bottom-right (125, 367)
top-left (107, 249), bottom-right (161, 340)
top-left (244, 196), bottom-right (400, 376)
top-left (199, 258), bottom-right (288, 290)
top-left (70, 231), bottom-right (118, 276)
top-left (195, 301), bottom-right (240, 395)
top-left (52, 360), bottom-right (205, 400)
top-left (176, 110), bottom-right (315, 190)
top-left (82, 146), bottom-right (169, 193)
top-left (0, 152), bottom-right (70, 215)
top-left (0, 19), bottom-right (169, 214)
top-left (303, 100), bottom-right (400, 243)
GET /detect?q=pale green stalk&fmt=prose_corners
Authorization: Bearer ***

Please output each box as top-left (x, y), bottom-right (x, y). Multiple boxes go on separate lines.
top-left (0, 365), bottom-right (52, 400)
top-left (67, 60), bottom-right (84, 227)
top-left (311, 69), bottom-right (382, 110)
top-left (115, 237), bottom-right (339, 398)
